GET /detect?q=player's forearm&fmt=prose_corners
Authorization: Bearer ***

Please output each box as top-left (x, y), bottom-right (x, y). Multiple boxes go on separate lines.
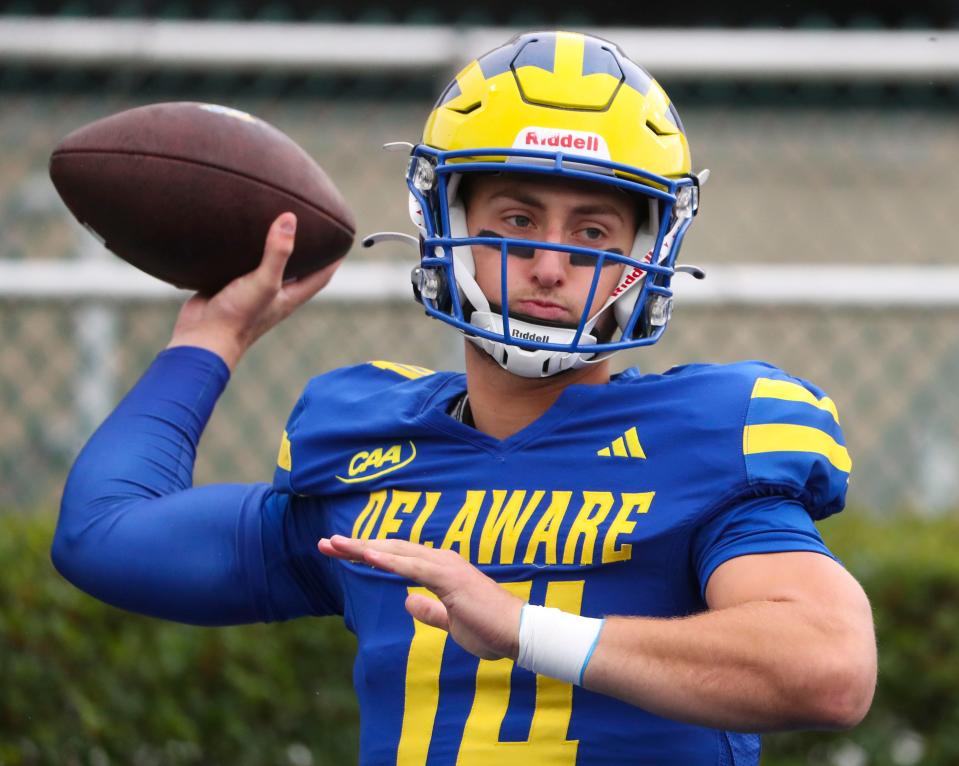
top-left (582, 599), bottom-right (876, 732)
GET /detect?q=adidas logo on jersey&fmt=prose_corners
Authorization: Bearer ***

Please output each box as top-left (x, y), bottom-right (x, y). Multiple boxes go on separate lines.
top-left (597, 427), bottom-right (646, 459)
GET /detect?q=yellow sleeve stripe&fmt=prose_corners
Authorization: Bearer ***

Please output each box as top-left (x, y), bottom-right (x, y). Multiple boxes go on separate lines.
top-left (370, 361), bottom-right (435, 380)
top-left (751, 378), bottom-right (840, 424)
top-left (277, 430), bottom-right (292, 471)
top-left (743, 423), bottom-right (852, 473)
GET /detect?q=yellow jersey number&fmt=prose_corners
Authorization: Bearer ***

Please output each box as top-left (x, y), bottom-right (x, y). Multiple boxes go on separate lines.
top-left (396, 579), bottom-right (585, 765)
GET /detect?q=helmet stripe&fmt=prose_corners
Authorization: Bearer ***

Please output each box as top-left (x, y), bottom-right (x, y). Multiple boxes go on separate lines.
top-left (553, 32), bottom-right (585, 79)
top-left (619, 58), bottom-right (655, 96)
top-left (666, 102), bottom-right (685, 132)
top-left (435, 79), bottom-right (462, 109)
top-left (513, 34), bottom-right (557, 74)
top-left (478, 42), bottom-right (517, 80)
top-left (581, 36), bottom-right (622, 79)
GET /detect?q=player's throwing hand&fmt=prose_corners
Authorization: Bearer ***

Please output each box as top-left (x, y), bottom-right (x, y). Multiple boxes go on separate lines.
top-left (319, 535), bottom-right (524, 661)
top-left (168, 213), bottom-right (342, 370)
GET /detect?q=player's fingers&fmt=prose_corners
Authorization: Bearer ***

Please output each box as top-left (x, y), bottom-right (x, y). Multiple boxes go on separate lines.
top-left (319, 535), bottom-right (367, 558)
top-left (317, 536), bottom-right (382, 565)
top-left (323, 534), bottom-right (410, 558)
top-left (363, 548), bottom-right (444, 587)
top-left (405, 593), bottom-right (450, 632)
top-left (348, 536), bottom-right (447, 560)
top-left (318, 536), bottom-right (392, 565)
top-left (320, 536), bottom-right (452, 588)
top-left (317, 537), bottom-right (353, 560)
top-left (258, 213), bottom-right (297, 286)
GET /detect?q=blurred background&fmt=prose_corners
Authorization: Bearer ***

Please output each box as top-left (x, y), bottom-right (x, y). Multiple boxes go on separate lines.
top-left (1, 2), bottom-right (957, 765)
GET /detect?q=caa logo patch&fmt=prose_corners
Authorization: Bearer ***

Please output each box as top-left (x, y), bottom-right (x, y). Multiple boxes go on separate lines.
top-left (336, 442), bottom-right (417, 484)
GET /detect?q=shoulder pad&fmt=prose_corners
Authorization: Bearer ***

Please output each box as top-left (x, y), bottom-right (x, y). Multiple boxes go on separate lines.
top-left (272, 361), bottom-right (439, 494)
top-left (742, 370), bottom-right (850, 520)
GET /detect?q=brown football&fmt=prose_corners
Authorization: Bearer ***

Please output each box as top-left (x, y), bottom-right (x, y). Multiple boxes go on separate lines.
top-left (49, 102), bottom-right (355, 294)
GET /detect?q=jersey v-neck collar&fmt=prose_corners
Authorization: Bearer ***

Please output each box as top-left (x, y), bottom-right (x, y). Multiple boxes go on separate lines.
top-left (414, 368), bottom-right (641, 456)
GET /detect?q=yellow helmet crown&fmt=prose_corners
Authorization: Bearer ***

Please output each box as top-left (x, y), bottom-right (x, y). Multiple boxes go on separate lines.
top-left (397, 31), bottom-right (703, 377)
top-left (423, 30), bottom-right (691, 179)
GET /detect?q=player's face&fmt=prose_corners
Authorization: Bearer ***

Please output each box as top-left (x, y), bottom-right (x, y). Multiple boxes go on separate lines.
top-left (464, 174), bottom-right (637, 329)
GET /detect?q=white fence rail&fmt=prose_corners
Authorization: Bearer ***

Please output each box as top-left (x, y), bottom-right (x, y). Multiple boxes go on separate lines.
top-left (2, 260), bottom-right (959, 307)
top-left (0, 19), bottom-right (957, 80)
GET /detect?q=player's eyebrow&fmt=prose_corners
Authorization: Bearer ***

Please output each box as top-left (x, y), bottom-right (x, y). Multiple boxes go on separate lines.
top-left (570, 203), bottom-right (628, 222)
top-left (488, 191), bottom-right (628, 223)
top-left (489, 190), bottom-right (545, 209)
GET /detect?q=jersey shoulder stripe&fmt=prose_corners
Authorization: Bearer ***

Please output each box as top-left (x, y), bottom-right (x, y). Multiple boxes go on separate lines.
top-left (750, 377), bottom-right (839, 423)
top-left (744, 376), bottom-right (849, 471)
top-left (743, 423), bottom-right (851, 473)
top-left (741, 373), bottom-right (850, 519)
top-left (369, 360), bottom-right (435, 380)
top-left (277, 430), bottom-right (292, 471)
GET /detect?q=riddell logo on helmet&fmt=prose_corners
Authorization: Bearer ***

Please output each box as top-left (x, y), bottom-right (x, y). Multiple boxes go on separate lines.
top-left (513, 127), bottom-right (610, 159)
top-left (611, 268), bottom-right (643, 297)
top-left (512, 328), bottom-right (550, 343)
top-left (525, 131), bottom-right (599, 152)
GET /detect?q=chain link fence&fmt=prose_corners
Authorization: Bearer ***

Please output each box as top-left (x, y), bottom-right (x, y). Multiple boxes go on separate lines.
top-left (1, 84), bottom-right (957, 514)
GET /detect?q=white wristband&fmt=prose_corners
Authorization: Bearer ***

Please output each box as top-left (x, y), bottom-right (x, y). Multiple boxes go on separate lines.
top-left (516, 603), bottom-right (605, 686)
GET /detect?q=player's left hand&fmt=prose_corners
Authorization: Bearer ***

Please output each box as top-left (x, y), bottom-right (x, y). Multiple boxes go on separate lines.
top-left (318, 536), bottom-right (524, 661)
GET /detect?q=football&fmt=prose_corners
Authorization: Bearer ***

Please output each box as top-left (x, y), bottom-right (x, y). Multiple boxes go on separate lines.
top-left (49, 102), bottom-right (355, 293)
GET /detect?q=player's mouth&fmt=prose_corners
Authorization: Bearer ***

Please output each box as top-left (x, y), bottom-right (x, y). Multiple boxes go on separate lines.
top-left (513, 299), bottom-right (570, 322)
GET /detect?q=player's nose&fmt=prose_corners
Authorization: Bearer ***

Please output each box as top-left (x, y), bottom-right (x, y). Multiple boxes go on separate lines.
top-left (528, 226), bottom-right (568, 287)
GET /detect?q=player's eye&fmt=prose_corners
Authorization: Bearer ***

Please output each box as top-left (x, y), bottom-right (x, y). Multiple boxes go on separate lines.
top-left (506, 214), bottom-right (533, 229)
top-left (569, 247), bottom-right (624, 268)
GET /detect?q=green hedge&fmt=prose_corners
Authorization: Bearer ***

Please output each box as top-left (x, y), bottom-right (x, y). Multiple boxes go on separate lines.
top-left (2, 511), bottom-right (958, 765)
top-left (1, 513), bottom-right (359, 766)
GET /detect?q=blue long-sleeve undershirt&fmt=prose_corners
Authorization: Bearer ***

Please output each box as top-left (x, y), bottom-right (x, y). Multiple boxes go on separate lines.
top-left (52, 346), bottom-right (342, 626)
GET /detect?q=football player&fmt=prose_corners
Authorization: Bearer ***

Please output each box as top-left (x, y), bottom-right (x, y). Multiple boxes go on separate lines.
top-left (54, 31), bottom-right (876, 765)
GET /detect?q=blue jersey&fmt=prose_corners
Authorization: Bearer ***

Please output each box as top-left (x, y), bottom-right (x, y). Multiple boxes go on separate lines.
top-left (54, 348), bottom-right (849, 766)
top-left (270, 359), bottom-right (849, 766)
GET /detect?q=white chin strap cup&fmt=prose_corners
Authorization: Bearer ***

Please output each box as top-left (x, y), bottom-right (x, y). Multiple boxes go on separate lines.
top-left (469, 312), bottom-right (598, 378)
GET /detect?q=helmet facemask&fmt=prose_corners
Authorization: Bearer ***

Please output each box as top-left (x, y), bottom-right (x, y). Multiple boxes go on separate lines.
top-left (407, 145), bottom-right (699, 378)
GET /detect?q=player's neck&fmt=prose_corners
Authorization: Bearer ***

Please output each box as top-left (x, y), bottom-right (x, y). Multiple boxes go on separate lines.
top-left (463, 343), bottom-right (611, 440)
